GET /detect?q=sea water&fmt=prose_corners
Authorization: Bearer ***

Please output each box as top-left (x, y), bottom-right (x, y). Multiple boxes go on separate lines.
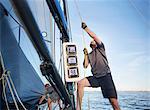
top-left (82, 91), bottom-right (150, 110)
top-left (46, 91), bottom-right (150, 110)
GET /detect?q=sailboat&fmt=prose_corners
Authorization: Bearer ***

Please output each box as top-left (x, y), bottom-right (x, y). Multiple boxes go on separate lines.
top-left (0, 0), bottom-right (78, 109)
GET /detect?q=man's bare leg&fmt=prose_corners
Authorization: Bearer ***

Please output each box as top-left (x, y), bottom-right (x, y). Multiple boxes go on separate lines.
top-left (47, 98), bottom-right (52, 110)
top-left (109, 98), bottom-right (121, 110)
top-left (76, 78), bottom-right (91, 110)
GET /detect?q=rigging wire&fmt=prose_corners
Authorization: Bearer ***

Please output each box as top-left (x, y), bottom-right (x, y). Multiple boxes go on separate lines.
top-left (128, 0), bottom-right (150, 27)
top-left (53, 22), bottom-right (56, 62)
top-left (58, 52), bottom-right (63, 72)
top-left (4, 7), bottom-right (24, 45)
top-left (42, 0), bottom-right (48, 32)
top-left (7, 11), bottom-right (23, 27)
top-left (74, 0), bottom-right (83, 22)
top-left (49, 13), bottom-right (55, 59)
top-left (34, 0), bottom-right (39, 26)
top-left (5, 8), bottom-right (23, 45)
top-left (59, 35), bottom-right (63, 78)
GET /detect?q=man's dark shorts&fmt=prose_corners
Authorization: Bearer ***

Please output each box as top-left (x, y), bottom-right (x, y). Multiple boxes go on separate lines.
top-left (86, 73), bottom-right (117, 99)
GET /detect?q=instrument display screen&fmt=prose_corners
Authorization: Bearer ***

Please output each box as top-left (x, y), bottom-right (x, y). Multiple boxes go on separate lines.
top-left (68, 67), bottom-right (79, 78)
top-left (67, 56), bottom-right (77, 66)
top-left (66, 45), bottom-right (76, 54)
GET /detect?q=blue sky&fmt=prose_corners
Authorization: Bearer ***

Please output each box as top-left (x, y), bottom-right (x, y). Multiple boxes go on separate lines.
top-left (66, 0), bottom-right (149, 91)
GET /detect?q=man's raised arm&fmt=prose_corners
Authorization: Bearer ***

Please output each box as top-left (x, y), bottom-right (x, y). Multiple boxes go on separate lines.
top-left (82, 22), bottom-right (102, 44)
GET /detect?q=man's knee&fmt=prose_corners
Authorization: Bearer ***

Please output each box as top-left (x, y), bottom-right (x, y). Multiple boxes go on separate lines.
top-left (110, 98), bottom-right (117, 104)
top-left (77, 80), bottom-right (83, 88)
top-left (77, 79), bottom-right (86, 88)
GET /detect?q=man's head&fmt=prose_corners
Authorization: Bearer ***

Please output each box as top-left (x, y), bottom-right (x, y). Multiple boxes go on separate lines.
top-left (45, 83), bottom-right (50, 90)
top-left (90, 40), bottom-right (97, 49)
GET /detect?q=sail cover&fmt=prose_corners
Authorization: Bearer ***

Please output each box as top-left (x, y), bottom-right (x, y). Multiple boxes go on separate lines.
top-left (0, 7), bottom-right (45, 107)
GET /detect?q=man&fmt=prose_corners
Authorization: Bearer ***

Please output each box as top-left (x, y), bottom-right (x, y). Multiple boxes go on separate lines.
top-left (39, 84), bottom-right (62, 110)
top-left (39, 84), bottom-right (53, 110)
top-left (76, 22), bottom-right (121, 110)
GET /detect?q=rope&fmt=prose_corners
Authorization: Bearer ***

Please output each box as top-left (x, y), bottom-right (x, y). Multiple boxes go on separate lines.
top-left (1, 73), bottom-right (10, 110)
top-left (5, 73), bottom-right (20, 110)
top-left (1, 72), bottom-right (19, 110)
top-left (7, 72), bottom-right (27, 110)
top-left (0, 52), bottom-right (5, 71)
top-left (0, 72), bottom-right (27, 110)
top-left (74, 0), bottom-right (86, 48)
top-left (0, 53), bottom-right (10, 109)
top-left (74, 0), bottom-right (83, 22)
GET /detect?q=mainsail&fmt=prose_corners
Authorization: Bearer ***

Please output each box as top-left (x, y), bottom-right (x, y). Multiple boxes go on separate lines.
top-left (0, 0), bottom-right (75, 109)
top-left (0, 8), bottom-right (45, 106)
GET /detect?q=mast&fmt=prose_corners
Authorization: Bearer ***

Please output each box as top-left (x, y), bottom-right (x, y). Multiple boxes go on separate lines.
top-left (46, 0), bottom-right (76, 109)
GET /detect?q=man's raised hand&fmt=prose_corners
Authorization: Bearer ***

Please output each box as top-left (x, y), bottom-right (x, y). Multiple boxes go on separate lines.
top-left (83, 48), bottom-right (88, 55)
top-left (81, 22), bottom-right (87, 29)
